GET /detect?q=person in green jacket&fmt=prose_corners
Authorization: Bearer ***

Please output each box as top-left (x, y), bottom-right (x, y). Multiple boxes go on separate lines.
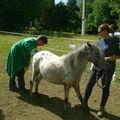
top-left (6, 35), bottom-right (48, 92)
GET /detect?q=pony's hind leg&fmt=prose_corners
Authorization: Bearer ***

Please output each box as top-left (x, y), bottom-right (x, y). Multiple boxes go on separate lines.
top-left (30, 69), bottom-right (39, 97)
top-left (35, 75), bottom-right (42, 95)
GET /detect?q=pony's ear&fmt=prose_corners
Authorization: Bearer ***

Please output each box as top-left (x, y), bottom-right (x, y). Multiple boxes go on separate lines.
top-left (87, 42), bottom-right (92, 48)
top-left (87, 42), bottom-right (93, 52)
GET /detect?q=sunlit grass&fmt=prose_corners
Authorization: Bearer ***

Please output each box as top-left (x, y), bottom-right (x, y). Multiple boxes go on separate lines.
top-left (0, 33), bottom-right (119, 84)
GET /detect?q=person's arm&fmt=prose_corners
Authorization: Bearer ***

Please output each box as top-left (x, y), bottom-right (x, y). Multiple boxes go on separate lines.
top-left (105, 55), bottom-right (120, 61)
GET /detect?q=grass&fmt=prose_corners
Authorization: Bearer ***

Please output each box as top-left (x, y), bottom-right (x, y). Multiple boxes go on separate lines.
top-left (0, 33), bottom-right (119, 82)
top-left (0, 33), bottom-right (120, 120)
top-left (0, 32), bottom-right (119, 83)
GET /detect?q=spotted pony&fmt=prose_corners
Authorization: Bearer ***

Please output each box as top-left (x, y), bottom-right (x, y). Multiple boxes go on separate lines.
top-left (30, 42), bottom-right (106, 112)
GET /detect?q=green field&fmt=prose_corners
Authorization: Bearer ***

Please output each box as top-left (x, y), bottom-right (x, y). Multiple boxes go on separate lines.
top-left (0, 33), bottom-right (119, 83)
top-left (0, 33), bottom-right (99, 85)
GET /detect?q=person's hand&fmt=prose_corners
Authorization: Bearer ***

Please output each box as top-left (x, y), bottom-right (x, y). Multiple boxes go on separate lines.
top-left (31, 49), bottom-right (38, 56)
top-left (105, 55), bottom-right (120, 61)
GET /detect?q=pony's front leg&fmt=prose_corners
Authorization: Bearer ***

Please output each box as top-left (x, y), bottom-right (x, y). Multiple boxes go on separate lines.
top-left (63, 84), bottom-right (71, 114)
top-left (73, 84), bottom-right (84, 106)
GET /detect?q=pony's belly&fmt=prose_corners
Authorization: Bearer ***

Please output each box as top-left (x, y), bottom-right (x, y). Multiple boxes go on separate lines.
top-left (44, 77), bottom-right (64, 84)
top-left (40, 61), bottom-right (64, 84)
top-left (42, 69), bottom-right (64, 84)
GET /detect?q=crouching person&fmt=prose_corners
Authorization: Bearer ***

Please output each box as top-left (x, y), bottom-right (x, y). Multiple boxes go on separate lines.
top-left (6, 35), bottom-right (48, 92)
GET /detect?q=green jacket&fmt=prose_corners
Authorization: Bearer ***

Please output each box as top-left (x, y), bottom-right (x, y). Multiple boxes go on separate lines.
top-left (6, 37), bottom-right (37, 78)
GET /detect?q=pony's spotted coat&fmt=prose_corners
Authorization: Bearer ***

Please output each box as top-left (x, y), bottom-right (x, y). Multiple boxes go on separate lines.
top-left (30, 42), bottom-right (106, 112)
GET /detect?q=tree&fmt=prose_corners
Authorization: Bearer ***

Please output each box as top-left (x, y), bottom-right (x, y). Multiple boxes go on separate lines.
top-left (0, 0), bottom-right (38, 31)
top-left (108, 0), bottom-right (120, 30)
top-left (93, 0), bottom-right (111, 29)
top-left (67, 0), bottom-right (81, 33)
top-left (79, 0), bottom-right (120, 34)
top-left (48, 2), bottom-right (69, 31)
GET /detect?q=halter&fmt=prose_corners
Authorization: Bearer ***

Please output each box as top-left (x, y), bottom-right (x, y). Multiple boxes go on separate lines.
top-left (96, 70), bottom-right (107, 89)
top-left (88, 50), bottom-right (101, 65)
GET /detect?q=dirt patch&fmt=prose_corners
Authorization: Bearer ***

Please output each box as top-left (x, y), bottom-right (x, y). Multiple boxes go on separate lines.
top-left (0, 75), bottom-right (120, 120)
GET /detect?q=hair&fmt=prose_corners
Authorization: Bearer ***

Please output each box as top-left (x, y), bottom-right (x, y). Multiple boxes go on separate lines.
top-left (109, 24), bottom-right (116, 34)
top-left (98, 23), bottom-right (116, 34)
top-left (37, 35), bottom-right (48, 44)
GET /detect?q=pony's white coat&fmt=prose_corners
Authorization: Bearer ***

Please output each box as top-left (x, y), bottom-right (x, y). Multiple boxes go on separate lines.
top-left (30, 43), bottom-right (106, 112)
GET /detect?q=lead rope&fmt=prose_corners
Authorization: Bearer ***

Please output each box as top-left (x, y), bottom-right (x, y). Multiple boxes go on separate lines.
top-left (96, 70), bottom-right (107, 88)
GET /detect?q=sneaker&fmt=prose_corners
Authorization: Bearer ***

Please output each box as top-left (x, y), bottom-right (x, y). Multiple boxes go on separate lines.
top-left (97, 107), bottom-right (105, 117)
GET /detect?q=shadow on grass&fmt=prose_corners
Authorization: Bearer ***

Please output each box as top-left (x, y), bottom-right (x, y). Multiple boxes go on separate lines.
top-left (83, 105), bottom-right (120, 120)
top-left (103, 112), bottom-right (120, 120)
top-left (17, 92), bottom-right (99, 120)
top-left (0, 109), bottom-right (5, 120)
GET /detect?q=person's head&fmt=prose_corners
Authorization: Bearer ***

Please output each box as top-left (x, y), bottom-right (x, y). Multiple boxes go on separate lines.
top-left (109, 24), bottom-right (116, 36)
top-left (98, 23), bottom-right (116, 39)
top-left (36, 35), bottom-right (48, 46)
top-left (98, 24), bottom-right (110, 39)
top-left (109, 24), bottom-right (115, 32)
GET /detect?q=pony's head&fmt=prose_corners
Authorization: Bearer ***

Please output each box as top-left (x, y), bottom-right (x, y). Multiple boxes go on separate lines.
top-left (86, 42), bottom-right (106, 70)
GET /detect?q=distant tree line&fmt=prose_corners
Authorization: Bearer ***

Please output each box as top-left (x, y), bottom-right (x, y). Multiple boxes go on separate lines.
top-left (0, 0), bottom-right (120, 34)
top-left (84, 0), bottom-right (120, 34)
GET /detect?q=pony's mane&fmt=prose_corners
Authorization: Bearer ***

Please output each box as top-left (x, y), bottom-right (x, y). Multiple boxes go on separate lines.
top-left (63, 44), bottom-right (88, 67)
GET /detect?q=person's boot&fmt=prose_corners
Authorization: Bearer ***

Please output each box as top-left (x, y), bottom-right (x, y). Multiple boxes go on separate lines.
top-left (18, 79), bottom-right (25, 92)
top-left (9, 86), bottom-right (18, 92)
top-left (9, 77), bottom-right (18, 92)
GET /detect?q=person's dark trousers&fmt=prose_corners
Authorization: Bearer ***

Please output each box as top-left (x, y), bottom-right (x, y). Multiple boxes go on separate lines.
top-left (9, 76), bottom-right (16, 90)
top-left (100, 66), bottom-right (115, 107)
top-left (83, 69), bottom-right (103, 106)
top-left (83, 65), bottom-right (115, 108)
top-left (16, 68), bottom-right (25, 90)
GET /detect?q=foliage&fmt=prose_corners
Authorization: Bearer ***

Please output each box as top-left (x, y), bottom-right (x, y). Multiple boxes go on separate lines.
top-left (93, 0), bottom-right (111, 30)
top-left (67, 0), bottom-right (81, 33)
top-left (0, 0), bottom-right (37, 31)
top-left (108, 0), bottom-right (120, 30)
top-left (0, 0), bottom-right (120, 33)
top-left (46, 2), bottom-right (69, 31)
top-left (0, 33), bottom-right (120, 83)
top-left (84, 0), bottom-right (120, 33)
